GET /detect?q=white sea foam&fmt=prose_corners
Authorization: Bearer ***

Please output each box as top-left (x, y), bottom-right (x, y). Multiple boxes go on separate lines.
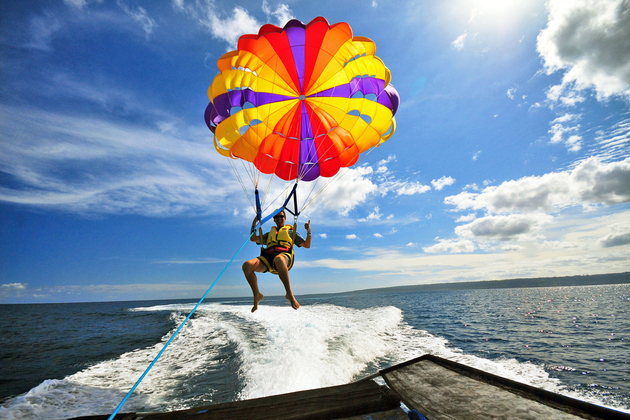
top-left (0, 301), bottom-right (623, 419)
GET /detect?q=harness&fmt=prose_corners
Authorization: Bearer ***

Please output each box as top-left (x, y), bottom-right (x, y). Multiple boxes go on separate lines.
top-left (259, 223), bottom-right (298, 275)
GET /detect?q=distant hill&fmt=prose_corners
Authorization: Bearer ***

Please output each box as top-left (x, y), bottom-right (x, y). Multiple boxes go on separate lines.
top-left (339, 272), bottom-right (630, 295)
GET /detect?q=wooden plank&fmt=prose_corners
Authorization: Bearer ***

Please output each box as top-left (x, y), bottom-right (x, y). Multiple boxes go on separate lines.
top-left (139, 380), bottom-right (400, 420)
top-left (381, 355), bottom-right (630, 420)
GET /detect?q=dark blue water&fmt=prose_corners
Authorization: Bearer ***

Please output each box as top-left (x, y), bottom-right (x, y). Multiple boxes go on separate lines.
top-left (1, 285), bottom-right (628, 419)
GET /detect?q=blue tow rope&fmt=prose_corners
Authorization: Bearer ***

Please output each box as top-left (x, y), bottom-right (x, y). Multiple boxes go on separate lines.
top-left (108, 206), bottom-right (287, 419)
top-left (107, 216), bottom-right (276, 420)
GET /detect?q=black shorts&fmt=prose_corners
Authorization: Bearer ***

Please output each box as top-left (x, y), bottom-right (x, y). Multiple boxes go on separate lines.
top-left (257, 246), bottom-right (294, 274)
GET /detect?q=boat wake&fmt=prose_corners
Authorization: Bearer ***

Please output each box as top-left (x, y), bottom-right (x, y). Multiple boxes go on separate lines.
top-left (0, 302), bottom-right (621, 419)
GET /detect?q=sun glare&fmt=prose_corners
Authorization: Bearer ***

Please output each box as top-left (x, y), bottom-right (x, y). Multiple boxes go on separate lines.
top-left (473, 0), bottom-right (520, 18)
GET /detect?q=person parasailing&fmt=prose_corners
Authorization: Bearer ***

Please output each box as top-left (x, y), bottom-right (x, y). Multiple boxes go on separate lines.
top-left (242, 210), bottom-right (311, 312)
top-left (204, 16), bottom-right (399, 311)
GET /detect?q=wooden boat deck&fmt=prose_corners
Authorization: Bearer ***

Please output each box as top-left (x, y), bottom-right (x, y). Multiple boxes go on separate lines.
top-left (71, 354), bottom-right (630, 420)
top-left (140, 379), bottom-right (403, 420)
top-left (382, 354), bottom-right (629, 420)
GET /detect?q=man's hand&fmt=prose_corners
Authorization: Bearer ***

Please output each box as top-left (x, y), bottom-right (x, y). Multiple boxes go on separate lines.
top-left (304, 220), bottom-right (311, 233)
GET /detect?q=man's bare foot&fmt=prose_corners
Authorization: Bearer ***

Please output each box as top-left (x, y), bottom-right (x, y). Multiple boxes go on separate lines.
top-left (285, 293), bottom-right (300, 310)
top-left (251, 293), bottom-right (264, 313)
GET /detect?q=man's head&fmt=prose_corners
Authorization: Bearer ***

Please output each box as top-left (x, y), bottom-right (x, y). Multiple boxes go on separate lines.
top-left (273, 211), bottom-right (286, 226)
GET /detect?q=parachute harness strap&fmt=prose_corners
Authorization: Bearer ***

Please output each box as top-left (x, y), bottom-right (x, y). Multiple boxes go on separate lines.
top-left (107, 232), bottom-right (254, 420)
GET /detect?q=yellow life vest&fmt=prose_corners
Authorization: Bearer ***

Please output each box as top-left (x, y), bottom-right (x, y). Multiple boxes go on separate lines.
top-left (260, 224), bottom-right (296, 275)
top-left (265, 225), bottom-right (295, 250)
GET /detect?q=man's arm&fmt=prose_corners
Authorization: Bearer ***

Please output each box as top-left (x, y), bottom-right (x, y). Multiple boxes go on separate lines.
top-left (301, 220), bottom-right (312, 249)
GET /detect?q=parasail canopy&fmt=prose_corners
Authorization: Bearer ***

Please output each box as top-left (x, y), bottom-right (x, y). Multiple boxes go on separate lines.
top-left (205, 16), bottom-right (399, 183)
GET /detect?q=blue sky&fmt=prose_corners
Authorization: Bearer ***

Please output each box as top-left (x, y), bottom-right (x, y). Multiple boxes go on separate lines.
top-left (1, 0), bottom-right (629, 304)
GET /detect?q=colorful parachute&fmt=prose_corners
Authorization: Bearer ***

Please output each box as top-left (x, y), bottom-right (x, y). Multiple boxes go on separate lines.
top-left (205, 17), bottom-right (399, 182)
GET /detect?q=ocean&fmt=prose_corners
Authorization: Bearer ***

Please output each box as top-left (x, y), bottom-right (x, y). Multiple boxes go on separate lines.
top-left (1, 284), bottom-right (628, 419)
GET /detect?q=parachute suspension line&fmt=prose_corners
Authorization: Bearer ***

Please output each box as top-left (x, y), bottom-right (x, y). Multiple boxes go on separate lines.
top-left (299, 176), bottom-right (322, 212)
top-left (301, 138), bottom-right (384, 214)
top-left (229, 158), bottom-right (255, 211)
top-left (228, 151), bottom-right (256, 193)
top-left (255, 176), bottom-right (291, 219)
top-left (107, 232), bottom-right (255, 420)
top-left (259, 173), bottom-right (275, 214)
top-left (300, 66), bottom-right (388, 214)
top-left (300, 167), bottom-right (352, 213)
top-left (297, 72), bottom-right (361, 213)
top-left (302, 70), bottom-right (355, 201)
top-left (239, 153), bottom-right (259, 186)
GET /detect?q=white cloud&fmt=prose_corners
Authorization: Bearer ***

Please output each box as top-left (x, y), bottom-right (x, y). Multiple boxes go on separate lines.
top-left (379, 180), bottom-right (430, 196)
top-left (431, 176), bottom-right (455, 191)
top-left (445, 157), bottom-right (630, 214)
top-left (64, 0), bottom-right (88, 7)
top-left (502, 244), bottom-right (524, 252)
top-left (0, 283), bottom-right (28, 301)
top-left (423, 238), bottom-right (475, 254)
top-left (346, 234), bottom-right (357, 239)
top-left (378, 155), bottom-right (396, 166)
top-left (599, 232), bottom-right (630, 248)
top-left (117, 2), bottom-right (157, 39)
top-left (0, 98), bottom-right (426, 220)
top-left (358, 207), bottom-right (382, 222)
top-left (25, 12), bottom-right (63, 51)
top-left (433, 158), bottom-right (630, 254)
top-left (304, 166), bottom-right (378, 216)
top-left (64, 0), bottom-right (103, 8)
top-left (598, 222), bottom-right (630, 248)
top-left (537, 0), bottom-right (630, 102)
top-left (319, 233), bottom-right (327, 239)
top-left (452, 32), bottom-right (467, 51)
top-left (455, 213), bottom-right (554, 241)
top-left (594, 118), bottom-right (630, 161)
top-left (455, 213), bottom-right (476, 223)
top-left (397, 182), bottom-right (431, 195)
top-left (507, 88), bottom-right (516, 99)
top-left (473, 151), bottom-right (481, 161)
top-left (0, 104), bottom-right (233, 217)
top-left (374, 233), bottom-right (383, 238)
top-left (551, 113), bottom-right (580, 125)
top-left (1, 283), bottom-right (27, 290)
top-left (176, 0), bottom-right (293, 49)
top-left (549, 113), bottom-right (582, 152)
top-left (262, 1), bottom-right (294, 26)
top-left (174, 1), bottom-right (260, 48)
top-left (546, 84), bottom-right (586, 107)
top-left (564, 135), bottom-right (582, 153)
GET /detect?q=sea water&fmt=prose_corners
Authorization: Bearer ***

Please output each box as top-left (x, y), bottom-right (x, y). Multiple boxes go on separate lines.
top-left (0, 285), bottom-right (628, 419)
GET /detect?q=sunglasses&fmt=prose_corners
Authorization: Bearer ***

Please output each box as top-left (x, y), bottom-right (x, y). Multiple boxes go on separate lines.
top-left (273, 214), bottom-right (286, 219)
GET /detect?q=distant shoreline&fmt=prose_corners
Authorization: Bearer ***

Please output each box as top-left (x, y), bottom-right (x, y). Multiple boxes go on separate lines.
top-left (332, 271), bottom-right (630, 296)
top-left (3, 272), bottom-right (629, 305)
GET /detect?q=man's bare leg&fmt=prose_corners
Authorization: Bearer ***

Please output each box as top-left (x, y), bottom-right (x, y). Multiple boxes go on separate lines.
top-left (243, 258), bottom-right (265, 312)
top-left (274, 255), bottom-right (300, 310)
